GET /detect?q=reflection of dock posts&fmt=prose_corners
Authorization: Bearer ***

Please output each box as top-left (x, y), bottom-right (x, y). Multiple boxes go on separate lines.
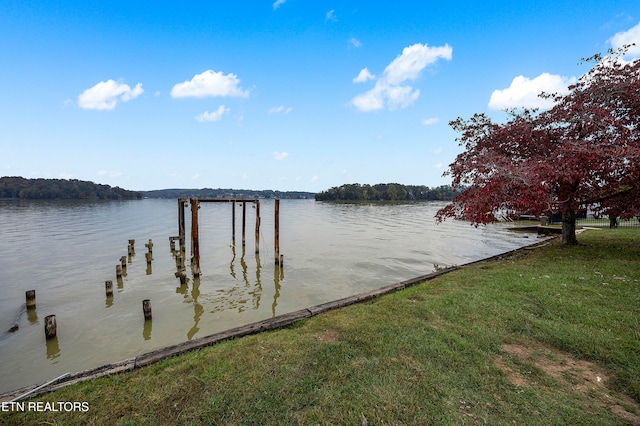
top-left (26, 290), bottom-right (36, 310)
top-left (242, 201), bottom-right (247, 247)
top-left (255, 200), bottom-right (261, 254)
top-left (190, 198), bottom-right (201, 276)
top-left (274, 199), bottom-right (280, 265)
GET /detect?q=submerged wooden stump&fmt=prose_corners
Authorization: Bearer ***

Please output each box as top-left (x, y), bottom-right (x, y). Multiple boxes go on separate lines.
top-left (142, 299), bottom-right (152, 320)
top-left (26, 290), bottom-right (36, 310)
top-left (44, 315), bottom-right (57, 339)
top-left (105, 280), bottom-right (114, 297)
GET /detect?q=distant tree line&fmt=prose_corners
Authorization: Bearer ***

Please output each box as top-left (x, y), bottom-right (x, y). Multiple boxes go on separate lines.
top-left (0, 177), bottom-right (142, 200)
top-left (315, 183), bottom-right (460, 201)
top-left (143, 188), bottom-right (315, 199)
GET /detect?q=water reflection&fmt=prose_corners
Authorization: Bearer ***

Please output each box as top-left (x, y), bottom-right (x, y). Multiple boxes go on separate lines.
top-left (187, 282), bottom-right (203, 340)
top-left (272, 266), bottom-right (282, 317)
top-left (46, 336), bottom-right (61, 361)
top-left (0, 199), bottom-right (538, 395)
top-left (27, 309), bottom-right (38, 325)
top-left (143, 319), bottom-right (152, 341)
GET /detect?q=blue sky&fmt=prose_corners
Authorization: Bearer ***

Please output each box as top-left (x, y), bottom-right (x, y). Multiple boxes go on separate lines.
top-left (2, 1), bottom-right (640, 192)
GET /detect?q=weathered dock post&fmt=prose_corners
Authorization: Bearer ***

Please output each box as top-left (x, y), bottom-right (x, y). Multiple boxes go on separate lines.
top-left (242, 201), bottom-right (247, 247)
top-left (142, 299), bottom-right (152, 320)
top-left (175, 268), bottom-right (187, 284)
top-left (44, 315), bottom-right (57, 339)
top-left (26, 290), bottom-right (36, 310)
top-left (170, 236), bottom-right (180, 252)
top-left (190, 198), bottom-right (201, 276)
top-left (116, 264), bottom-right (123, 278)
top-left (145, 239), bottom-right (153, 255)
top-left (232, 200), bottom-right (236, 244)
top-left (280, 254), bottom-right (284, 268)
top-left (105, 280), bottom-right (114, 297)
top-left (274, 199), bottom-right (280, 265)
top-left (178, 199), bottom-right (187, 250)
top-left (255, 200), bottom-right (261, 254)
top-left (128, 239), bottom-right (135, 253)
top-left (120, 256), bottom-right (127, 272)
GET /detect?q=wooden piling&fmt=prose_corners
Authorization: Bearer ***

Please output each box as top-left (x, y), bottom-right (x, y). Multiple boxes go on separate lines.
top-left (190, 199), bottom-right (201, 276)
top-left (175, 269), bottom-right (187, 284)
top-left (105, 280), bottom-right (113, 297)
top-left (26, 290), bottom-right (36, 310)
top-left (128, 239), bottom-right (135, 251)
top-left (44, 315), bottom-right (57, 339)
top-left (142, 299), bottom-right (152, 320)
top-left (280, 254), bottom-right (284, 268)
top-left (255, 200), bottom-right (260, 254)
top-left (145, 239), bottom-right (153, 254)
top-left (232, 200), bottom-right (236, 243)
top-left (116, 264), bottom-right (123, 278)
top-left (178, 199), bottom-right (187, 248)
top-left (120, 256), bottom-right (127, 270)
top-left (274, 199), bottom-right (280, 264)
top-left (242, 201), bottom-right (247, 247)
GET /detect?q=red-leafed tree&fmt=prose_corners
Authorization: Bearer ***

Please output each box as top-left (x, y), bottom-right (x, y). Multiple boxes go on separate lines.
top-left (436, 47), bottom-right (640, 244)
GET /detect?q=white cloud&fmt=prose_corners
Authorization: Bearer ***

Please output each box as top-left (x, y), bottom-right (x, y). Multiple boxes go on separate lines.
top-left (351, 86), bottom-right (385, 112)
top-left (609, 21), bottom-right (640, 59)
top-left (488, 73), bottom-right (576, 110)
top-left (326, 10), bottom-right (337, 22)
top-left (78, 80), bottom-right (143, 110)
top-left (351, 43), bottom-right (452, 112)
top-left (353, 68), bottom-right (375, 83)
top-left (195, 105), bottom-right (229, 122)
top-left (273, 0), bottom-right (286, 10)
top-left (268, 105), bottom-right (292, 114)
top-left (384, 43), bottom-right (452, 85)
top-left (171, 70), bottom-right (249, 98)
top-left (311, 175), bottom-right (319, 182)
top-left (350, 37), bottom-right (362, 48)
top-left (421, 117), bottom-right (440, 126)
top-left (273, 151), bottom-right (289, 161)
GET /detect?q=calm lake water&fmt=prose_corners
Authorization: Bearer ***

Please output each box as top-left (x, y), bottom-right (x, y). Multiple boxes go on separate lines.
top-left (0, 199), bottom-right (537, 394)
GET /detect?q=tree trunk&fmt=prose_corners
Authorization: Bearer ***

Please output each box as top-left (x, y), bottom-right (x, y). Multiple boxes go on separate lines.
top-left (561, 210), bottom-right (578, 245)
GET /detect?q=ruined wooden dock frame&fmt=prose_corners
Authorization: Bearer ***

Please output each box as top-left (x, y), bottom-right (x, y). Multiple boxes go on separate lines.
top-left (178, 198), bottom-right (281, 276)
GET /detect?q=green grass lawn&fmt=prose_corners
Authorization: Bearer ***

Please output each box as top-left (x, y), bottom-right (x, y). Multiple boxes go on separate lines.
top-left (2, 229), bottom-right (639, 425)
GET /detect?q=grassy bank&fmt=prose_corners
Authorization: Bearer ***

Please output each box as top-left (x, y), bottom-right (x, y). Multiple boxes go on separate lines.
top-left (2, 229), bottom-right (639, 425)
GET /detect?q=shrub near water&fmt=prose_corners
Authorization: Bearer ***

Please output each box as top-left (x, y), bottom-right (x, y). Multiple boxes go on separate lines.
top-left (2, 229), bottom-right (639, 425)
